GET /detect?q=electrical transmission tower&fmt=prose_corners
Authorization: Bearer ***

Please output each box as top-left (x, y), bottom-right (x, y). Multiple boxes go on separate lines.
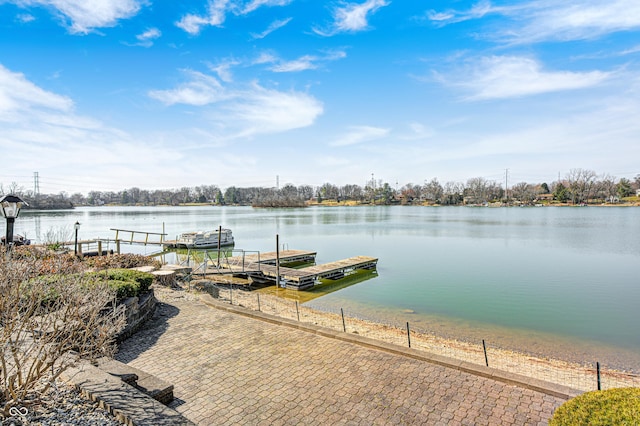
top-left (33, 172), bottom-right (40, 199)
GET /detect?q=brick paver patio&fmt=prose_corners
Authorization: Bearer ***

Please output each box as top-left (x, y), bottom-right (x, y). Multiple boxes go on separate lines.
top-left (116, 290), bottom-right (565, 425)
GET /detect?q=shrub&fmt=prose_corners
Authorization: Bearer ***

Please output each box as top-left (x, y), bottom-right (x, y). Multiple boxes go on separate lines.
top-left (90, 269), bottom-right (153, 296)
top-left (83, 253), bottom-right (161, 270)
top-left (550, 387), bottom-right (640, 425)
top-left (104, 279), bottom-right (139, 299)
top-left (1, 256), bottom-right (125, 416)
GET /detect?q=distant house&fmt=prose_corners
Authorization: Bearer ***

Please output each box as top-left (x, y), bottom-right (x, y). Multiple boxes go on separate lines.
top-left (637, 189), bottom-right (640, 197)
top-left (535, 194), bottom-right (554, 202)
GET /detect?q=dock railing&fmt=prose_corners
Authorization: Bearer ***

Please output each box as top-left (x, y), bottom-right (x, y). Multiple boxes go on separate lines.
top-left (110, 228), bottom-right (167, 246)
top-left (176, 249), bottom-right (262, 276)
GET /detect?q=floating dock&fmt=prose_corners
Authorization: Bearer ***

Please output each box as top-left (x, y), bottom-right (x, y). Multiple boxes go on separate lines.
top-left (224, 250), bottom-right (317, 268)
top-left (204, 250), bottom-right (377, 290)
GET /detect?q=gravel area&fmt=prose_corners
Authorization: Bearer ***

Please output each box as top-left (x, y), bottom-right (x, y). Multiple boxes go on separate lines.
top-left (2, 377), bottom-right (121, 426)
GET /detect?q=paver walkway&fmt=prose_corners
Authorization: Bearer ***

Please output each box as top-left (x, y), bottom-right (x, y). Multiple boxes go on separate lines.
top-left (116, 290), bottom-right (565, 425)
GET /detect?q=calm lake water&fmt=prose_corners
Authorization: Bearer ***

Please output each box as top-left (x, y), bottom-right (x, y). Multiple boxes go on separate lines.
top-left (15, 205), bottom-right (640, 369)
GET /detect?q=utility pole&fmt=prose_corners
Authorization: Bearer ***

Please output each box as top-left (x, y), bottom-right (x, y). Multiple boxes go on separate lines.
top-left (371, 173), bottom-right (375, 204)
top-left (504, 168), bottom-right (509, 203)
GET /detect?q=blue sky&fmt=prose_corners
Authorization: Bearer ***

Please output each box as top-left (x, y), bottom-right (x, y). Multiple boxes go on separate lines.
top-left (1, 0), bottom-right (639, 195)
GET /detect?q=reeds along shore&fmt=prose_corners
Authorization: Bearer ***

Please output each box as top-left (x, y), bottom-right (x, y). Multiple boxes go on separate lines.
top-left (174, 284), bottom-right (640, 393)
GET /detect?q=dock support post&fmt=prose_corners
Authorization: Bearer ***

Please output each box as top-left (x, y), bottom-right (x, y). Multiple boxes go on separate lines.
top-left (276, 234), bottom-right (280, 288)
top-left (116, 240), bottom-right (120, 254)
top-left (407, 322), bottom-right (411, 348)
top-left (341, 308), bottom-right (346, 332)
top-left (597, 362), bottom-right (601, 390)
top-left (217, 226), bottom-right (222, 267)
top-left (482, 340), bottom-right (489, 367)
top-left (97, 241), bottom-right (102, 256)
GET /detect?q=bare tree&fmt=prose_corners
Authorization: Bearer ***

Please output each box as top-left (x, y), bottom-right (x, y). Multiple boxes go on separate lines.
top-left (566, 168), bottom-right (597, 204)
top-left (442, 181), bottom-right (464, 205)
top-left (423, 178), bottom-right (443, 203)
top-left (1, 251), bottom-right (125, 415)
top-left (511, 182), bottom-right (536, 204)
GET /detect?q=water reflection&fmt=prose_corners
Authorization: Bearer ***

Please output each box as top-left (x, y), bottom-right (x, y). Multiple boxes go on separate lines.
top-left (259, 270), bottom-right (379, 303)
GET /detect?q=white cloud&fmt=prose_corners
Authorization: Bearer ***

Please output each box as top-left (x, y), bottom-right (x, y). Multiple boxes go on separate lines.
top-left (330, 125), bottom-right (390, 146)
top-left (250, 17), bottom-right (292, 39)
top-left (16, 13), bottom-right (35, 23)
top-left (263, 50), bottom-right (347, 72)
top-left (240, 0), bottom-right (292, 15)
top-left (620, 44), bottom-right (640, 55)
top-left (14, 0), bottom-right (145, 34)
top-left (427, 0), bottom-right (640, 44)
top-left (439, 56), bottom-right (611, 100)
top-left (149, 71), bottom-right (323, 139)
top-left (224, 84), bottom-right (324, 137)
top-left (0, 65), bottom-right (73, 117)
top-left (208, 59), bottom-right (240, 82)
top-left (314, 0), bottom-right (389, 36)
top-left (130, 27), bottom-right (161, 47)
top-left (176, 0), bottom-right (229, 35)
top-left (400, 122), bottom-right (435, 140)
top-left (0, 63), bottom-right (183, 192)
top-left (271, 55), bottom-right (318, 72)
top-left (253, 52), bottom-right (278, 65)
top-left (148, 70), bottom-right (228, 106)
top-left (176, 0), bottom-right (292, 35)
top-left (426, 1), bottom-right (493, 26)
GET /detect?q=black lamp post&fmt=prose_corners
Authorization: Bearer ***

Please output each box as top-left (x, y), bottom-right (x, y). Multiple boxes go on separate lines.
top-left (74, 221), bottom-right (81, 256)
top-left (0, 194), bottom-right (27, 250)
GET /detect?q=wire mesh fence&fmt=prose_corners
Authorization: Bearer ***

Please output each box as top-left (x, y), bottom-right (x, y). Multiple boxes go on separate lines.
top-left (208, 283), bottom-right (640, 393)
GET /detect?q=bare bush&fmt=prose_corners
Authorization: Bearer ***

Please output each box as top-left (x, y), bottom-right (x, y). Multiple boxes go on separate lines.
top-left (41, 226), bottom-right (72, 250)
top-left (0, 251), bottom-right (125, 416)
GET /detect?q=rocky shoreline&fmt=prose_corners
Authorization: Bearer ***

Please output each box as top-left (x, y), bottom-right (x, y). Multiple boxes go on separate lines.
top-left (2, 378), bottom-right (119, 426)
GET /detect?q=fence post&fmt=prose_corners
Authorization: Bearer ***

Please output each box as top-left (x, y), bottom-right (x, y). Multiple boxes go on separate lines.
top-left (597, 362), bottom-right (601, 390)
top-left (407, 322), bottom-right (411, 348)
top-left (296, 301), bottom-right (300, 321)
top-left (341, 308), bottom-right (346, 332)
top-left (482, 340), bottom-right (489, 367)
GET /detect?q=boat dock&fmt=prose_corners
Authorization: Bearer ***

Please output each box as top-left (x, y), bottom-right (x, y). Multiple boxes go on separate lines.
top-left (225, 250), bottom-right (317, 267)
top-left (204, 250), bottom-right (377, 290)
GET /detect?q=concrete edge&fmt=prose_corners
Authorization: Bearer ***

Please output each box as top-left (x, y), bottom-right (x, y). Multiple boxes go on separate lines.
top-left (200, 294), bottom-right (581, 400)
top-left (61, 361), bottom-right (195, 426)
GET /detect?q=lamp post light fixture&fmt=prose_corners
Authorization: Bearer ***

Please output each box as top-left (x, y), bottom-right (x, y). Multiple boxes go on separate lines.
top-left (74, 221), bottom-right (81, 256)
top-left (0, 194), bottom-right (28, 250)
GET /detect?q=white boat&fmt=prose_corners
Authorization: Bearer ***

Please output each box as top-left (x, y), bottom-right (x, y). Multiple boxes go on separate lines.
top-left (172, 229), bottom-right (234, 249)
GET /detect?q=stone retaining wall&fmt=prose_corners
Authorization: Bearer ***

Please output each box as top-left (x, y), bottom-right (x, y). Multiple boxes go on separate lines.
top-left (117, 290), bottom-right (157, 341)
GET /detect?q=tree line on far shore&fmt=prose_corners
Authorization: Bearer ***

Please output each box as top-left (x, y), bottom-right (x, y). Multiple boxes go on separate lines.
top-left (2, 168), bottom-right (639, 209)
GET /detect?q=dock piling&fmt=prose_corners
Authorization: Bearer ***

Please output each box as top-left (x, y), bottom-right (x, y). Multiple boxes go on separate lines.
top-left (482, 340), bottom-right (489, 367)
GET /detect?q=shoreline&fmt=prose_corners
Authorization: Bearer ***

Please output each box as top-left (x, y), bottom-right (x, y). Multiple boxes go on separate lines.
top-left (196, 284), bottom-right (640, 392)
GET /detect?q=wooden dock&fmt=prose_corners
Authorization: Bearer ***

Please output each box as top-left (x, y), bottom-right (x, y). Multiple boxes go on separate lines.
top-left (205, 250), bottom-right (377, 290)
top-left (222, 250), bottom-right (317, 269)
